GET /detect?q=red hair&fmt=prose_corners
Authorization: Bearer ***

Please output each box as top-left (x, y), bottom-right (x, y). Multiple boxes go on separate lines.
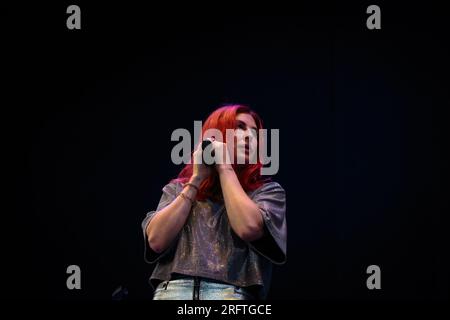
top-left (172, 104), bottom-right (267, 202)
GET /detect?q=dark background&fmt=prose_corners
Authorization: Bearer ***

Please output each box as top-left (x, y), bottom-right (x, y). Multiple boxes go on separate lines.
top-left (5, 2), bottom-right (449, 300)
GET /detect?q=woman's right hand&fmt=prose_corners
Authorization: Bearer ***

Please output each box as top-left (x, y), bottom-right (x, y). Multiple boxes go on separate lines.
top-left (192, 141), bottom-right (212, 182)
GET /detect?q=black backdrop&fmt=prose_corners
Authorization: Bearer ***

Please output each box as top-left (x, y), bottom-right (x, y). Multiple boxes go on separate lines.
top-left (5, 3), bottom-right (449, 300)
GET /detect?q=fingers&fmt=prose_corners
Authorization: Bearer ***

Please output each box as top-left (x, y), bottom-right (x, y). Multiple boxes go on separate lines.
top-left (192, 138), bottom-right (228, 165)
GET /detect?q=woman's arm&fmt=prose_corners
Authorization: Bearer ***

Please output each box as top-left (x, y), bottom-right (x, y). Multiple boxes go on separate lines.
top-left (218, 164), bottom-right (264, 242)
top-left (145, 175), bottom-right (201, 253)
top-left (146, 143), bottom-right (211, 253)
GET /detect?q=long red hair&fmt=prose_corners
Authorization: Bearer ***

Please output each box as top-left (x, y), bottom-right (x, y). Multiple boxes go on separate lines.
top-left (172, 104), bottom-right (267, 202)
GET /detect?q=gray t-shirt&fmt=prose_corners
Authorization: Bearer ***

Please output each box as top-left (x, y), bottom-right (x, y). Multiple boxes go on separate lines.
top-left (141, 180), bottom-right (287, 299)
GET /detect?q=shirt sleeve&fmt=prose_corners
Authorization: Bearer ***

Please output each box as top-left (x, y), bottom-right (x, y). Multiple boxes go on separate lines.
top-left (248, 181), bottom-right (287, 264)
top-left (141, 181), bottom-right (181, 264)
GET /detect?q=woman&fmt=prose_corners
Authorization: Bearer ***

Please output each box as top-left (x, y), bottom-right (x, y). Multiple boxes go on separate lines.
top-left (141, 104), bottom-right (287, 300)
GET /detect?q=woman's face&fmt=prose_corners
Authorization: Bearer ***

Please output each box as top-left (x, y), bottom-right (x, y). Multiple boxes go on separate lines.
top-left (233, 113), bottom-right (258, 164)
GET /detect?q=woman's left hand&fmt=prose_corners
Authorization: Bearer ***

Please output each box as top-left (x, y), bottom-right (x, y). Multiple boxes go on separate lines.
top-left (207, 138), bottom-right (233, 172)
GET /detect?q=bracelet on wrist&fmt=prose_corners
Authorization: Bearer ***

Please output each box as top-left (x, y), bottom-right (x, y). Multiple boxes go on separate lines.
top-left (179, 192), bottom-right (195, 206)
top-left (183, 182), bottom-right (200, 192)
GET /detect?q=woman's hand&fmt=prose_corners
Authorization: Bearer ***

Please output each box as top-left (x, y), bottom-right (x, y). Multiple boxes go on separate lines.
top-left (192, 141), bottom-right (213, 182)
top-left (209, 139), bottom-right (233, 173)
top-left (192, 137), bottom-right (234, 179)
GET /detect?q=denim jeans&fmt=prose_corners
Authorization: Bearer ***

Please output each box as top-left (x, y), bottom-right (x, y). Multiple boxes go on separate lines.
top-left (152, 277), bottom-right (256, 300)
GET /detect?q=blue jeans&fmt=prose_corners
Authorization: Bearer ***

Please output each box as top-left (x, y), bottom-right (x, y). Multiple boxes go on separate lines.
top-left (152, 277), bottom-right (256, 300)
